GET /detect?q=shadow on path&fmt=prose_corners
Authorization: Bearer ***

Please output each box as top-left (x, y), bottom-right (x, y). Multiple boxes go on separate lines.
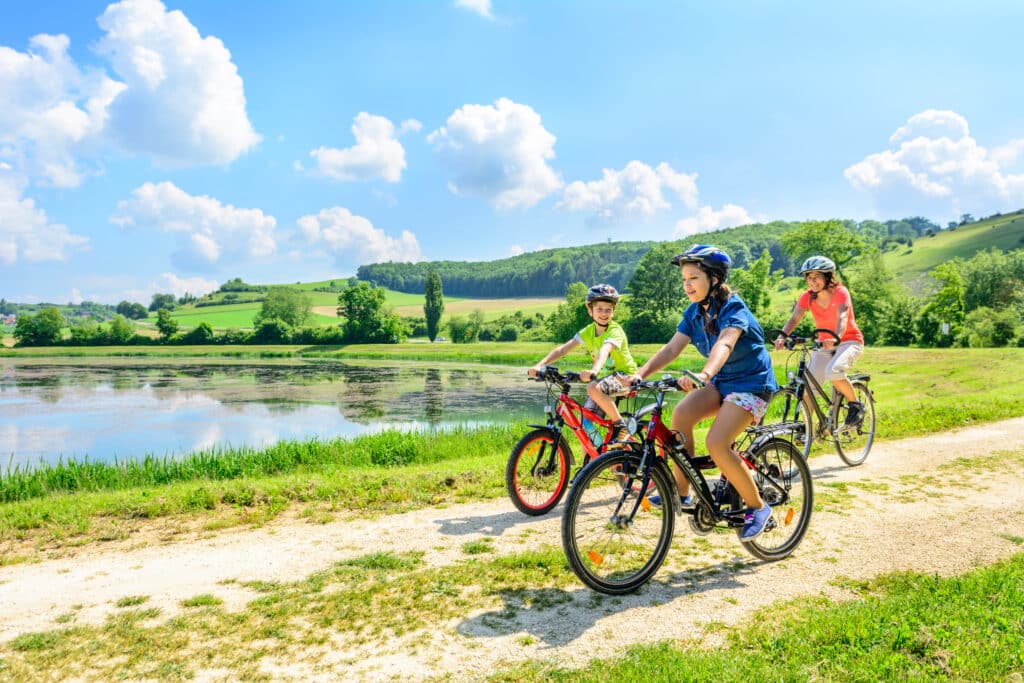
top-left (455, 558), bottom-right (757, 648)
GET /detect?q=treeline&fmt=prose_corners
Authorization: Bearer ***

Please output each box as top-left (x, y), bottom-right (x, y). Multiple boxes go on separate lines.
top-left (357, 218), bottom-right (943, 297)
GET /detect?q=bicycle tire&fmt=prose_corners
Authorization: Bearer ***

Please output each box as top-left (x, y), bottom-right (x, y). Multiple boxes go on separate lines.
top-left (763, 386), bottom-right (813, 459)
top-left (739, 438), bottom-right (813, 561)
top-left (834, 380), bottom-right (876, 466)
top-left (561, 449), bottom-right (675, 594)
top-left (505, 429), bottom-right (572, 516)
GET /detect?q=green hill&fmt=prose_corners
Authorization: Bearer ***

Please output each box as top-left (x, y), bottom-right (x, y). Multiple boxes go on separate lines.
top-left (880, 211), bottom-right (1024, 292)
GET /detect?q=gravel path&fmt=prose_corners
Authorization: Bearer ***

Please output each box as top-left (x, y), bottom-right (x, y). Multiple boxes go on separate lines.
top-left (2, 417), bottom-right (1023, 681)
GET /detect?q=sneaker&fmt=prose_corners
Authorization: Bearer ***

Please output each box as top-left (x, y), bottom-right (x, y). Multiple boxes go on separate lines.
top-left (843, 401), bottom-right (865, 428)
top-left (740, 504), bottom-right (772, 540)
top-left (609, 421), bottom-right (632, 443)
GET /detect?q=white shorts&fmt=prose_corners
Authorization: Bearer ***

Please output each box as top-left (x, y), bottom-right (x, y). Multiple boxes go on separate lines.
top-left (809, 341), bottom-right (864, 385)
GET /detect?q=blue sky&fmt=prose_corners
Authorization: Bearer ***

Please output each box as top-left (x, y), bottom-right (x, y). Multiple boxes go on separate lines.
top-left (3, 0), bottom-right (1023, 305)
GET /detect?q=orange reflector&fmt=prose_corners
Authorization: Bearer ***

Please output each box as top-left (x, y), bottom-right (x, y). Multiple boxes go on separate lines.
top-left (587, 550), bottom-right (604, 565)
top-left (785, 508), bottom-right (795, 525)
top-left (641, 497), bottom-right (651, 512)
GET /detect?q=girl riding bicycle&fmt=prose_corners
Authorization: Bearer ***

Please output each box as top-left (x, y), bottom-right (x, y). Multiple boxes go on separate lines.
top-left (528, 284), bottom-right (637, 443)
top-left (773, 255), bottom-right (865, 428)
top-left (623, 245), bottom-right (778, 540)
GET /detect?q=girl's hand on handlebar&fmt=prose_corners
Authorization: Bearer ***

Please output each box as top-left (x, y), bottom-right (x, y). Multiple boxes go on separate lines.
top-left (773, 334), bottom-right (787, 350)
top-left (821, 339), bottom-right (836, 351)
top-left (578, 370), bottom-right (595, 382)
top-left (677, 370), bottom-right (709, 392)
top-left (527, 365), bottom-right (543, 378)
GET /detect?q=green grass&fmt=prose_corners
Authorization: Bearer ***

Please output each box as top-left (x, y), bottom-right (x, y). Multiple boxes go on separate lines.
top-left (492, 553), bottom-right (1024, 681)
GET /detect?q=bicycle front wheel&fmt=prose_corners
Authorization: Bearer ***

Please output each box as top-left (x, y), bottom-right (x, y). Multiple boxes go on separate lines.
top-left (505, 429), bottom-right (572, 516)
top-left (561, 449), bottom-right (675, 594)
top-left (739, 438), bottom-right (813, 561)
top-left (763, 387), bottom-right (813, 459)
top-left (834, 381), bottom-right (876, 466)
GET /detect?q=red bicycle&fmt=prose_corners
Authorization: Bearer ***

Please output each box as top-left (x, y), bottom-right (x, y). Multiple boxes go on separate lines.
top-left (505, 365), bottom-right (653, 516)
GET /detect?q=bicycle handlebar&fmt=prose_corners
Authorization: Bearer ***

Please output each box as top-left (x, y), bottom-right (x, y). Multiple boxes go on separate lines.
top-left (768, 327), bottom-right (841, 351)
top-left (528, 365), bottom-right (582, 384)
top-left (631, 369), bottom-right (706, 392)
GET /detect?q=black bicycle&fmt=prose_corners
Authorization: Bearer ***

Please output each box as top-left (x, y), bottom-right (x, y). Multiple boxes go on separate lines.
top-left (560, 371), bottom-right (813, 594)
top-left (765, 328), bottom-right (876, 466)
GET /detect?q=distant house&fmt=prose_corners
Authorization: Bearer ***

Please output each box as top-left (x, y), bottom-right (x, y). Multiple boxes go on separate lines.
top-left (2, 314), bottom-right (15, 325)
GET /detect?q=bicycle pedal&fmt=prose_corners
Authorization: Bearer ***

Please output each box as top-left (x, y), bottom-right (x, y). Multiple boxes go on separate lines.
top-left (690, 455), bottom-right (714, 469)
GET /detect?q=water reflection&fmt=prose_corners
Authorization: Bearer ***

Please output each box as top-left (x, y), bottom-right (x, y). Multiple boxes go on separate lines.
top-left (0, 358), bottom-right (543, 470)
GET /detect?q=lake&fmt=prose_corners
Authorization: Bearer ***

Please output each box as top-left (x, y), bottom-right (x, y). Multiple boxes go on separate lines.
top-left (0, 357), bottom-right (551, 471)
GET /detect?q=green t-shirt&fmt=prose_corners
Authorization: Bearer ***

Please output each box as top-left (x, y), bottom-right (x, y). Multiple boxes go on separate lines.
top-left (574, 321), bottom-right (638, 374)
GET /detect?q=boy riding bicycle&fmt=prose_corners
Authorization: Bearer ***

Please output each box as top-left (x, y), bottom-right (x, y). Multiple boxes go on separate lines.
top-left (528, 284), bottom-right (637, 443)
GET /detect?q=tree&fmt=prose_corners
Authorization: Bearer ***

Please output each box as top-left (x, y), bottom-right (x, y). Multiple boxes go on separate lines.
top-left (337, 282), bottom-right (404, 343)
top-left (116, 300), bottom-right (148, 319)
top-left (728, 249), bottom-right (774, 318)
top-left (156, 308), bottom-right (179, 340)
top-left (544, 282), bottom-right (591, 342)
top-left (149, 293), bottom-right (177, 312)
top-left (423, 268), bottom-right (445, 342)
top-left (845, 249), bottom-right (899, 344)
top-left (915, 262), bottom-right (965, 347)
top-left (13, 307), bottom-right (65, 346)
top-left (780, 219), bottom-right (865, 277)
top-left (106, 315), bottom-right (135, 344)
top-left (624, 242), bottom-right (686, 343)
top-left (255, 288), bottom-right (312, 328)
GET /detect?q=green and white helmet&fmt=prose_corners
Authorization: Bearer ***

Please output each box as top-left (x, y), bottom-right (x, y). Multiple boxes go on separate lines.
top-left (799, 255), bottom-right (836, 275)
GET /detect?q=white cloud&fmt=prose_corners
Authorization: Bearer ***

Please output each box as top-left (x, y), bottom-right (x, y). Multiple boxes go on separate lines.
top-left (309, 113), bottom-right (413, 183)
top-left (0, 33), bottom-right (125, 187)
top-left (123, 272), bottom-right (219, 305)
top-left (297, 207), bottom-right (421, 265)
top-left (845, 109), bottom-right (1024, 218)
top-left (509, 245), bottom-right (524, 256)
top-left (95, 0), bottom-right (260, 166)
top-left (0, 170), bottom-right (89, 265)
top-left (674, 204), bottom-right (760, 237)
top-left (111, 181), bottom-right (276, 270)
top-left (428, 98), bottom-right (562, 209)
top-left (455, 0), bottom-right (494, 19)
top-left (558, 161), bottom-right (698, 222)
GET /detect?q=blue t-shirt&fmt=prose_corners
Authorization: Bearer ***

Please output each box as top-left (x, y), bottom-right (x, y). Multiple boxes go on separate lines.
top-left (676, 294), bottom-right (778, 396)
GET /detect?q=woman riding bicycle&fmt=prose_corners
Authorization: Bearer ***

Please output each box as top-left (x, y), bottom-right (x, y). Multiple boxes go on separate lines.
top-left (623, 244), bottom-right (778, 540)
top-left (773, 255), bottom-right (866, 428)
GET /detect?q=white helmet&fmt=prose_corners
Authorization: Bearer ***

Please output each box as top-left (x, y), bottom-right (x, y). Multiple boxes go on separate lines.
top-left (799, 255), bottom-right (836, 275)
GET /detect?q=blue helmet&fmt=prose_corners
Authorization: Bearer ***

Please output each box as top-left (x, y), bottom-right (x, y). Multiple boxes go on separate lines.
top-left (671, 244), bottom-right (732, 281)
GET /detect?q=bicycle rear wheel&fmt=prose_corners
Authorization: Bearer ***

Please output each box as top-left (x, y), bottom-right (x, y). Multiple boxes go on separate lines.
top-left (505, 429), bottom-right (572, 516)
top-left (739, 438), bottom-right (813, 561)
top-left (561, 449), bottom-right (675, 594)
top-left (763, 387), bottom-right (812, 458)
top-left (834, 381), bottom-right (876, 466)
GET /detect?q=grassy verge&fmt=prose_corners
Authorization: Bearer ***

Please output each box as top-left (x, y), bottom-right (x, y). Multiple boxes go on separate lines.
top-left (492, 551), bottom-right (1024, 682)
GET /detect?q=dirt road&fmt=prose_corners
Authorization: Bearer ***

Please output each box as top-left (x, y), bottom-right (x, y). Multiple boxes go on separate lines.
top-left (3, 417), bottom-right (1023, 681)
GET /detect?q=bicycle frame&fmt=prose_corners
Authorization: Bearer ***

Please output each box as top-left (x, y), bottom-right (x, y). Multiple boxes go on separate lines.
top-left (529, 368), bottom-right (636, 461)
top-left (788, 351), bottom-right (842, 436)
top-left (621, 374), bottom-right (775, 525)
